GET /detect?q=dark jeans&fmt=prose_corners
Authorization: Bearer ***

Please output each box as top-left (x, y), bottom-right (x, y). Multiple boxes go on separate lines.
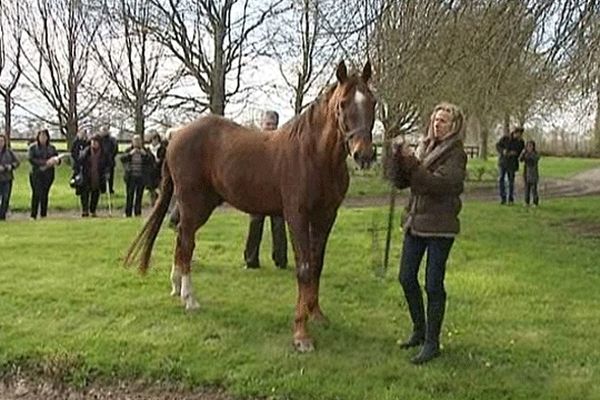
top-left (30, 173), bottom-right (54, 219)
top-left (125, 176), bottom-right (144, 216)
top-left (0, 180), bottom-right (13, 220)
top-left (80, 186), bottom-right (101, 215)
top-left (399, 232), bottom-right (454, 342)
top-left (244, 214), bottom-right (288, 268)
top-left (498, 166), bottom-right (516, 203)
top-left (524, 181), bottom-right (539, 205)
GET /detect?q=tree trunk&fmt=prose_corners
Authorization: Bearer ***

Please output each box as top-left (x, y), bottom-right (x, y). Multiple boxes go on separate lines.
top-left (595, 77), bottom-right (600, 155)
top-left (135, 96), bottom-right (145, 141)
top-left (210, 24), bottom-right (226, 116)
top-left (294, 72), bottom-right (306, 116)
top-left (3, 95), bottom-right (11, 147)
top-left (503, 112), bottom-right (510, 136)
top-left (478, 115), bottom-right (489, 160)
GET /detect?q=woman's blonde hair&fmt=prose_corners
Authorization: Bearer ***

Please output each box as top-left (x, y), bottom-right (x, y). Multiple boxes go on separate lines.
top-left (425, 102), bottom-right (465, 141)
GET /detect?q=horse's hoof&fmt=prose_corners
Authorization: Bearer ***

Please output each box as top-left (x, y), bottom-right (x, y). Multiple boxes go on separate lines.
top-left (183, 297), bottom-right (200, 311)
top-left (294, 338), bottom-right (315, 353)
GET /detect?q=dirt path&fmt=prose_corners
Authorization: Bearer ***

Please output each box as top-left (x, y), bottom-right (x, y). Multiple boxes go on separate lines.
top-left (0, 378), bottom-right (232, 400)
top-left (7, 168), bottom-right (600, 220)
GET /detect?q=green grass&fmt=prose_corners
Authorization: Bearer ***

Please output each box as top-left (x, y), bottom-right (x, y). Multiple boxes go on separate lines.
top-left (467, 156), bottom-right (600, 180)
top-left (8, 159), bottom-right (150, 213)
top-left (10, 141), bottom-right (70, 152)
top-left (1, 198), bottom-right (599, 399)
top-left (6, 155), bottom-right (600, 212)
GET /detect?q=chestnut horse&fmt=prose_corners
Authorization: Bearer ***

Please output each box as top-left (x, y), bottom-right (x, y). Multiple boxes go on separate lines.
top-left (125, 61), bottom-right (376, 352)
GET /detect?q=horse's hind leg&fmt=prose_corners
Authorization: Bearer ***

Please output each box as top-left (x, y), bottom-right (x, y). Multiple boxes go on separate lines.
top-left (308, 210), bottom-right (337, 325)
top-left (173, 190), bottom-right (220, 310)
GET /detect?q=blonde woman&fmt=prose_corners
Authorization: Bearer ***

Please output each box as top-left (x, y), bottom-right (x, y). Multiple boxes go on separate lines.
top-left (391, 102), bottom-right (467, 364)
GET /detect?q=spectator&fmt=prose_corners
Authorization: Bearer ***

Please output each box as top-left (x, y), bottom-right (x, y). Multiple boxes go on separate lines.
top-left (390, 102), bottom-right (467, 364)
top-left (496, 127), bottom-right (525, 204)
top-left (519, 140), bottom-right (540, 207)
top-left (99, 125), bottom-right (118, 194)
top-left (121, 134), bottom-right (152, 217)
top-left (0, 134), bottom-right (20, 220)
top-left (148, 132), bottom-right (168, 206)
top-left (78, 135), bottom-right (109, 217)
top-left (243, 110), bottom-right (288, 269)
top-left (28, 129), bottom-right (60, 219)
top-left (71, 128), bottom-right (89, 177)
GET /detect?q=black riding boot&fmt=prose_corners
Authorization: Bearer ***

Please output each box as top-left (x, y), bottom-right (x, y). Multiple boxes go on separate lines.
top-left (399, 288), bottom-right (425, 349)
top-left (411, 297), bottom-right (445, 364)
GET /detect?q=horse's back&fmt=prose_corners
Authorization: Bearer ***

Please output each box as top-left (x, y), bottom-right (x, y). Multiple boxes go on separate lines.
top-left (166, 115), bottom-right (285, 211)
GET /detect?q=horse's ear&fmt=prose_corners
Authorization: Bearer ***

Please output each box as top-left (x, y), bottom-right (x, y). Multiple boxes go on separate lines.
top-left (336, 61), bottom-right (347, 83)
top-left (362, 60), bottom-right (372, 83)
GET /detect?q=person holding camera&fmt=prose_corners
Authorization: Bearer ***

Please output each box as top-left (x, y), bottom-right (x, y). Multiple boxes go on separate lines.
top-left (0, 134), bottom-right (20, 220)
top-left (28, 129), bottom-right (60, 219)
top-left (120, 134), bottom-right (153, 217)
top-left (77, 135), bottom-right (109, 217)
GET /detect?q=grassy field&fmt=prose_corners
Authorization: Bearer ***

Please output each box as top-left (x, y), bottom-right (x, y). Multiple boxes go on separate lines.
top-left (466, 156), bottom-right (600, 179)
top-left (8, 159), bottom-right (150, 213)
top-left (1, 198), bottom-right (599, 399)
top-left (5, 154), bottom-right (600, 213)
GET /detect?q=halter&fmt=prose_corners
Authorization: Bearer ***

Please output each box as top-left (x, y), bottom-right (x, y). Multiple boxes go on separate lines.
top-left (336, 100), bottom-right (368, 157)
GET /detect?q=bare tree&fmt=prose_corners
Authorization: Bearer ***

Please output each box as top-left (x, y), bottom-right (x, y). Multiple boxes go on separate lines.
top-left (263, 0), bottom-right (343, 115)
top-left (20, 0), bottom-right (104, 145)
top-left (148, 0), bottom-right (285, 116)
top-left (94, 0), bottom-right (182, 140)
top-left (561, 1), bottom-right (600, 152)
top-left (372, 0), bottom-right (452, 167)
top-left (373, 0), bottom-right (595, 159)
top-left (0, 2), bottom-right (23, 145)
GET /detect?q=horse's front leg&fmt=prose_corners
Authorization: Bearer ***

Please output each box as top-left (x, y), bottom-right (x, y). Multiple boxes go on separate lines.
top-left (286, 212), bottom-right (316, 352)
top-left (308, 210), bottom-right (338, 325)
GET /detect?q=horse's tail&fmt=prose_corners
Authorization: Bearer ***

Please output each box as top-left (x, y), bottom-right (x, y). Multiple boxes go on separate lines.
top-left (124, 159), bottom-right (174, 274)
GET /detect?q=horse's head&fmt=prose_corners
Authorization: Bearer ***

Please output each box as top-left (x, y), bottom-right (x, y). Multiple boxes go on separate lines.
top-left (332, 60), bottom-right (376, 169)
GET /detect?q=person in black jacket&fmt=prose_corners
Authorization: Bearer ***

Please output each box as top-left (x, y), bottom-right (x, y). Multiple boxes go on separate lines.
top-left (99, 125), bottom-right (118, 194)
top-left (28, 129), bottom-right (60, 219)
top-left (120, 135), bottom-right (153, 217)
top-left (496, 127), bottom-right (525, 204)
top-left (0, 134), bottom-right (20, 220)
top-left (78, 135), bottom-right (109, 217)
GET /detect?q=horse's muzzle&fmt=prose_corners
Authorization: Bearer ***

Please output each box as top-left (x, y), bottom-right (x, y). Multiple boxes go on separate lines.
top-left (352, 146), bottom-right (376, 169)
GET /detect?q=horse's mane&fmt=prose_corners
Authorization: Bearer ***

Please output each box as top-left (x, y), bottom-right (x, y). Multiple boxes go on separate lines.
top-left (282, 84), bottom-right (337, 139)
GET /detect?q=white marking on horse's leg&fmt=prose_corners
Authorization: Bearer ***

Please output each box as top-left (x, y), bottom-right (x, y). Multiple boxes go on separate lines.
top-left (170, 263), bottom-right (182, 297)
top-left (181, 273), bottom-right (200, 310)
